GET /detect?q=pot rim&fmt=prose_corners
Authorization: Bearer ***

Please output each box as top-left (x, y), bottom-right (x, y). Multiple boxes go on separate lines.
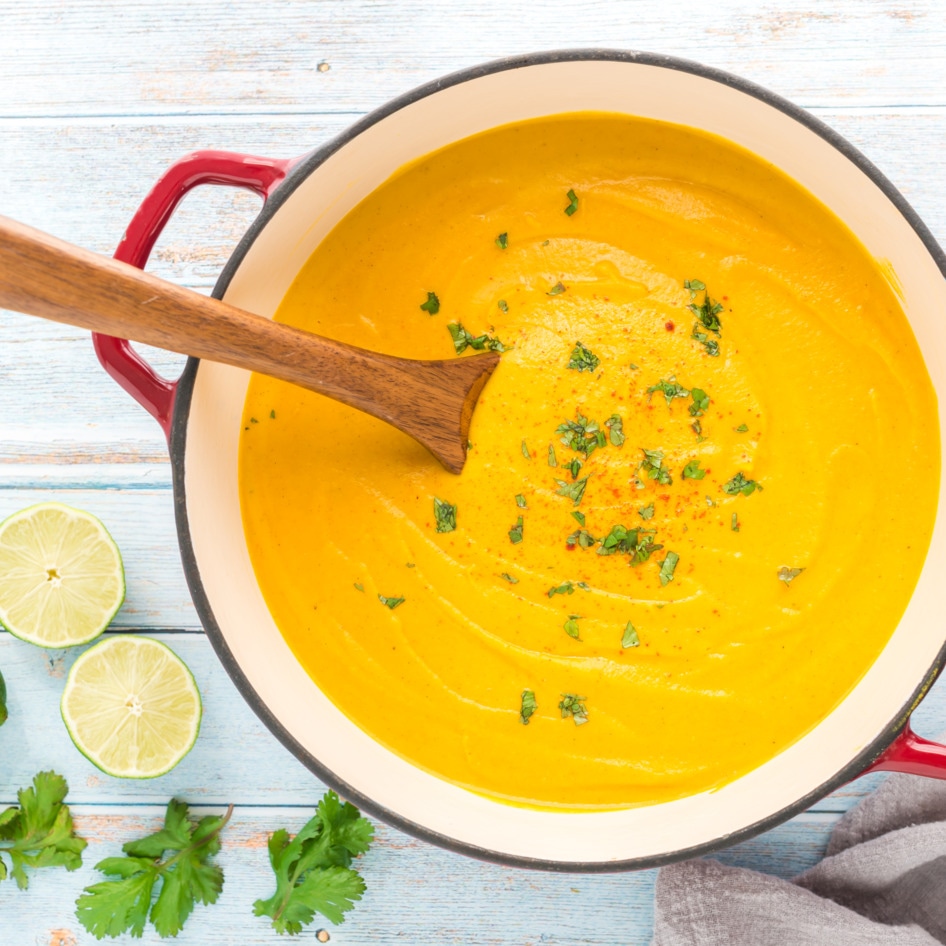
top-left (170, 48), bottom-right (946, 872)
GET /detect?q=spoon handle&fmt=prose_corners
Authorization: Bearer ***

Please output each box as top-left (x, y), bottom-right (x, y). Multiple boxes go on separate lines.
top-left (0, 214), bottom-right (498, 472)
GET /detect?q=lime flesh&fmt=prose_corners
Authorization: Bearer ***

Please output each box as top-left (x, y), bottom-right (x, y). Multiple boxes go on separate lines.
top-left (0, 502), bottom-right (125, 647)
top-left (61, 636), bottom-right (201, 778)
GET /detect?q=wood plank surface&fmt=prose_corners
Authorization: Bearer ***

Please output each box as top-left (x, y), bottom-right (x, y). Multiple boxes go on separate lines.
top-left (1, 1), bottom-right (945, 943)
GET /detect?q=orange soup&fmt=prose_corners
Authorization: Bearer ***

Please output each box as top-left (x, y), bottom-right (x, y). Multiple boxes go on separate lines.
top-left (239, 114), bottom-right (939, 809)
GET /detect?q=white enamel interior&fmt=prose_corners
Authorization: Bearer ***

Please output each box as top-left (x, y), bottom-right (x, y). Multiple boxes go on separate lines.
top-left (183, 59), bottom-right (946, 864)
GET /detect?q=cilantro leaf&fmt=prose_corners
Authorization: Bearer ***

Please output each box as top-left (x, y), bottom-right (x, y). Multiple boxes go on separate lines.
top-left (548, 582), bottom-right (576, 598)
top-left (597, 524), bottom-right (663, 564)
top-left (622, 622), bottom-right (641, 648)
top-left (0, 667), bottom-right (6, 727)
top-left (563, 457), bottom-right (583, 480)
top-left (732, 513), bottom-right (740, 532)
top-left (778, 566), bottom-right (805, 585)
top-left (557, 413), bottom-right (606, 458)
top-left (723, 472), bottom-right (763, 496)
top-left (689, 388), bottom-right (710, 417)
top-left (447, 322), bottom-right (509, 354)
top-left (692, 325), bottom-right (720, 357)
top-left (571, 510), bottom-right (586, 526)
top-left (684, 278), bottom-right (706, 295)
top-left (735, 423), bottom-right (749, 433)
top-left (563, 616), bottom-right (581, 640)
top-left (0, 772), bottom-right (86, 890)
top-left (558, 694), bottom-right (588, 725)
top-left (508, 515), bottom-right (524, 544)
top-left (638, 503), bottom-right (655, 520)
top-left (433, 497), bottom-right (457, 533)
top-left (547, 281), bottom-right (566, 296)
top-left (567, 342), bottom-right (600, 372)
top-left (658, 551), bottom-right (680, 586)
top-left (605, 414), bottom-right (625, 446)
top-left (378, 595), bottom-right (405, 610)
top-left (515, 494), bottom-right (527, 508)
top-left (647, 377), bottom-right (690, 408)
top-left (520, 689), bottom-right (537, 725)
top-left (548, 444), bottom-right (558, 467)
top-left (500, 573), bottom-right (519, 584)
top-left (495, 232), bottom-right (508, 250)
top-left (564, 188), bottom-right (579, 216)
top-left (555, 477), bottom-right (589, 506)
top-left (419, 291), bottom-right (440, 315)
top-left (641, 448), bottom-right (673, 486)
top-left (682, 459), bottom-right (706, 480)
top-left (521, 440), bottom-right (531, 460)
top-left (75, 800), bottom-right (231, 939)
top-left (688, 287), bottom-right (723, 334)
top-left (498, 299), bottom-right (509, 313)
top-left (253, 791), bottom-right (373, 935)
top-left (566, 528), bottom-right (597, 550)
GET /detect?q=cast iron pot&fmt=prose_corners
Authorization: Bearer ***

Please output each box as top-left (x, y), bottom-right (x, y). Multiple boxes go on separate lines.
top-left (95, 50), bottom-right (946, 871)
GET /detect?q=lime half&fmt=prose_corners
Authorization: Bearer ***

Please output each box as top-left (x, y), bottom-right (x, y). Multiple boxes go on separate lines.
top-left (61, 636), bottom-right (202, 778)
top-left (0, 502), bottom-right (125, 647)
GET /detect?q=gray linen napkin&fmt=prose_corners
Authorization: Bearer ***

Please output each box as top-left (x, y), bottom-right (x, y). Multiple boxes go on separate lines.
top-left (653, 770), bottom-right (946, 945)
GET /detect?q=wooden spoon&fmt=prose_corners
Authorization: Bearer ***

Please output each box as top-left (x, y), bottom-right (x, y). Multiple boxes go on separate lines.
top-left (0, 215), bottom-right (500, 473)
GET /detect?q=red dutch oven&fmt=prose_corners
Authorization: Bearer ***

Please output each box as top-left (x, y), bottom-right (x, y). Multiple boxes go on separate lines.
top-left (94, 51), bottom-right (946, 870)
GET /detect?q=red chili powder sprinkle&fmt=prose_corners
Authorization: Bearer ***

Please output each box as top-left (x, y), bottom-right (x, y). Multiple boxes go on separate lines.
top-left (665, 321), bottom-right (675, 331)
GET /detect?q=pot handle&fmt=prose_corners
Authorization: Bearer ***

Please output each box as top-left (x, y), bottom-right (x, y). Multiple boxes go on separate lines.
top-left (93, 150), bottom-right (297, 440)
top-left (863, 722), bottom-right (946, 779)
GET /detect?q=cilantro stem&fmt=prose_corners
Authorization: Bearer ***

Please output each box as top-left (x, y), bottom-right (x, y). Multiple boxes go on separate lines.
top-left (153, 804), bottom-right (234, 876)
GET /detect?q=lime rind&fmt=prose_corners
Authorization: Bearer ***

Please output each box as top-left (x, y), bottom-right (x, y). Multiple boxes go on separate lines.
top-left (61, 636), bottom-right (202, 779)
top-left (0, 502), bottom-right (125, 648)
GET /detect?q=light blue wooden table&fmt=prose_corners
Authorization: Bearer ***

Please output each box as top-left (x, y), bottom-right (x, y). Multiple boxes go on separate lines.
top-left (1, 2), bottom-right (945, 943)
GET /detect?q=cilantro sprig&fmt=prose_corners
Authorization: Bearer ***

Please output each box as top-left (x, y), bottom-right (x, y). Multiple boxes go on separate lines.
top-left (0, 771), bottom-right (86, 889)
top-left (75, 799), bottom-right (230, 939)
top-left (253, 791), bottom-right (373, 935)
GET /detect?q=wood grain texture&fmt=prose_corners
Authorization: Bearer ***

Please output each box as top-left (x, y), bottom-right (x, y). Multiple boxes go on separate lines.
top-left (1, 1), bottom-right (945, 942)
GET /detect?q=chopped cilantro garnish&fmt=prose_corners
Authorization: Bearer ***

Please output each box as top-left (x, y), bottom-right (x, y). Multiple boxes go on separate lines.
top-left (495, 232), bottom-right (508, 250)
top-left (658, 552), bottom-right (679, 586)
top-left (577, 581), bottom-right (590, 590)
top-left (515, 494), bottom-right (527, 508)
top-left (567, 341), bottom-right (600, 372)
top-left (622, 622), bottom-right (640, 648)
top-left (691, 419), bottom-right (703, 437)
top-left (433, 497), bottom-right (456, 533)
top-left (420, 291), bottom-right (440, 315)
top-left (571, 510), bottom-right (586, 526)
top-left (557, 413), bottom-right (606, 457)
top-left (605, 414), bottom-right (625, 446)
top-left (378, 594), bottom-right (405, 609)
top-left (735, 423), bottom-right (749, 433)
top-left (548, 582), bottom-right (575, 597)
top-left (520, 689), bottom-right (537, 724)
top-left (250, 417), bottom-right (258, 424)
top-left (641, 448), bottom-right (673, 485)
top-left (498, 299), bottom-right (509, 313)
top-left (564, 458), bottom-right (583, 480)
top-left (558, 693), bottom-right (588, 725)
top-left (563, 616), bottom-right (581, 640)
top-left (688, 288), bottom-right (723, 334)
top-left (508, 516), bottom-right (524, 544)
top-left (731, 513), bottom-right (740, 532)
top-left (598, 524), bottom-right (663, 564)
top-left (555, 477), bottom-right (589, 506)
top-left (548, 444), bottom-right (557, 467)
top-left (269, 409), bottom-right (276, 419)
top-left (647, 377), bottom-right (690, 408)
top-left (521, 440), bottom-right (531, 459)
top-left (501, 573), bottom-right (519, 584)
top-left (706, 495), bottom-right (716, 507)
top-left (682, 459), bottom-right (706, 480)
top-left (354, 583), bottom-right (364, 592)
top-left (778, 566), bottom-right (804, 585)
top-left (566, 528), bottom-right (597, 549)
top-left (723, 472), bottom-right (763, 496)
top-left (638, 503), bottom-right (655, 520)
top-left (447, 322), bottom-right (509, 354)
top-left (689, 388), bottom-right (710, 417)
top-left (692, 325), bottom-right (720, 357)
top-left (564, 188), bottom-right (579, 216)
top-left (547, 281), bottom-right (566, 296)
top-left (684, 278), bottom-right (706, 295)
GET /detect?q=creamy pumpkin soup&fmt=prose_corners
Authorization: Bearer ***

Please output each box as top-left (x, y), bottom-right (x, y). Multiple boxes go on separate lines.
top-left (239, 114), bottom-right (938, 809)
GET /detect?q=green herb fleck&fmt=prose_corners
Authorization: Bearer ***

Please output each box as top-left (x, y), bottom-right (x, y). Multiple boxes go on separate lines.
top-left (548, 444), bottom-right (557, 467)
top-left (501, 573), bottom-right (519, 585)
top-left (520, 689), bottom-right (537, 725)
top-left (508, 516), bottom-right (524, 545)
top-left (691, 419), bottom-right (703, 438)
top-left (447, 322), bottom-right (509, 354)
top-left (778, 566), bottom-right (805, 585)
top-left (605, 414), bottom-right (625, 447)
top-left (638, 503), bottom-right (655, 520)
top-left (684, 278), bottom-right (706, 295)
top-left (498, 299), bottom-right (509, 313)
top-left (547, 281), bottom-right (566, 296)
top-left (689, 388), bottom-right (710, 417)
top-left (567, 341), bottom-right (600, 372)
top-left (250, 417), bottom-right (258, 424)
top-left (731, 513), bottom-right (740, 532)
top-left (566, 528), bottom-right (597, 550)
top-left (564, 458), bottom-right (583, 480)
top-left (269, 410), bottom-right (276, 419)
top-left (723, 472), bottom-right (763, 497)
top-left (682, 459), bottom-right (706, 480)
top-left (515, 494), bottom-right (527, 508)
top-left (354, 583), bottom-right (364, 592)
top-left (692, 325), bottom-right (720, 357)
top-left (641, 449), bottom-right (673, 486)
top-left (420, 291), bottom-right (440, 315)
top-left (378, 595), bottom-right (405, 610)
top-left (555, 477), bottom-right (589, 506)
top-left (706, 495), bottom-right (716, 507)
top-left (563, 616), bottom-right (581, 640)
top-left (648, 377), bottom-right (690, 409)
top-left (558, 694), bottom-right (588, 725)
top-left (495, 232), bottom-right (508, 250)
top-left (735, 423), bottom-right (749, 433)
top-left (521, 440), bottom-right (531, 460)
top-left (658, 552), bottom-right (680, 586)
top-left (564, 188), bottom-right (579, 216)
top-left (622, 622), bottom-right (640, 649)
top-left (598, 524), bottom-right (663, 564)
top-left (433, 497), bottom-right (457, 533)
top-left (548, 582), bottom-right (576, 598)
top-left (571, 510), bottom-right (586, 526)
